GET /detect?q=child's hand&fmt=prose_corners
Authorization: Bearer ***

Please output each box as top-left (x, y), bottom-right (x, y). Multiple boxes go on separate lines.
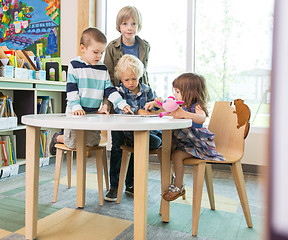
top-left (73, 109), bottom-right (85, 115)
top-left (170, 107), bottom-right (185, 119)
top-left (154, 97), bottom-right (163, 104)
top-left (97, 104), bottom-right (110, 115)
top-left (154, 97), bottom-right (164, 108)
top-left (137, 109), bottom-right (153, 115)
top-left (123, 105), bottom-right (134, 115)
top-left (144, 101), bottom-right (157, 111)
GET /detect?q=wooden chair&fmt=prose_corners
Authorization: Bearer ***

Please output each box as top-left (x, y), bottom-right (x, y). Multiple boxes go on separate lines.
top-left (117, 145), bottom-right (186, 204)
top-left (181, 101), bottom-right (253, 236)
top-left (53, 131), bottom-right (109, 206)
top-left (116, 145), bottom-right (162, 203)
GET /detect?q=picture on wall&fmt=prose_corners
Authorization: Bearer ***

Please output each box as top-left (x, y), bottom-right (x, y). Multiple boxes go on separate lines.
top-left (0, 0), bottom-right (60, 58)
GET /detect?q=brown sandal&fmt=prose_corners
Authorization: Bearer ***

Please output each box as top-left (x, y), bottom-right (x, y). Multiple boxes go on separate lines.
top-left (162, 184), bottom-right (185, 202)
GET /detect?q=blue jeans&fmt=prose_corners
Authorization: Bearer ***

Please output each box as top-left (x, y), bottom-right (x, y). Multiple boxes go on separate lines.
top-left (109, 130), bottom-right (162, 189)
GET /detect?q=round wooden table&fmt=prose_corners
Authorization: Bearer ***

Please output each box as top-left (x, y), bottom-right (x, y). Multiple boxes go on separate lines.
top-left (22, 113), bottom-right (192, 240)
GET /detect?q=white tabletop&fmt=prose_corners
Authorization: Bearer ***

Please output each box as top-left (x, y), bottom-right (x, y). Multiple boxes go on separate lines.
top-left (21, 113), bottom-right (192, 131)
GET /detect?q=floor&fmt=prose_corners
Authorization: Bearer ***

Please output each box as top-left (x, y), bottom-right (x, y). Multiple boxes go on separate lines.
top-left (0, 154), bottom-right (265, 240)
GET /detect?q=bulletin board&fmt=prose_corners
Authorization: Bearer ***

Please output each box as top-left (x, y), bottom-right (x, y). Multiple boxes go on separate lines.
top-left (0, 0), bottom-right (60, 58)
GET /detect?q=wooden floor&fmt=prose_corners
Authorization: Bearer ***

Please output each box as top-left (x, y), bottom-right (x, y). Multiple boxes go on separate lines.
top-left (0, 155), bottom-right (264, 240)
top-left (16, 208), bottom-right (132, 240)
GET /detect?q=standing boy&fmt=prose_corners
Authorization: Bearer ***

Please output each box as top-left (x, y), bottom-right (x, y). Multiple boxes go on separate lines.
top-left (104, 6), bottom-right (152, 201)
top-left (49, 27), bottom-right (132, 154)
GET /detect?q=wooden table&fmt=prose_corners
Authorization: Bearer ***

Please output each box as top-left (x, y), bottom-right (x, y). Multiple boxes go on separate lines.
top-left (21, 113), bottom-right (191, 239)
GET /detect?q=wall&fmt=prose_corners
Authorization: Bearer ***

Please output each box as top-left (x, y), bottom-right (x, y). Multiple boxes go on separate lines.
top-left (242, 127), bottom-right (268, 166)
top-left (60, 0), bottom-right (78, 65)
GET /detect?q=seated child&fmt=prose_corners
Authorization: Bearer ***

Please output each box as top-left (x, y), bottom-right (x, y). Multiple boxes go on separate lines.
top-left (155, 73), bottom-right (224, 201)
top-left (49, 27), bottom-right (132, 155)
top-left (104, 54), bottom-right (162, 201)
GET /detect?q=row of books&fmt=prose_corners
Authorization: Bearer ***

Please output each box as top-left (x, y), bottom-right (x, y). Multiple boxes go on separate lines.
top-left (0, 92), bottom-right (16, 118)
top-left (0, 131), bottom-right (50, 168)
top-left (37, 96), bottom-right (54, 114)
top-left (0, 135), bottom-right (17, 167)
top-left (40, 130), bottom-right (50, 158)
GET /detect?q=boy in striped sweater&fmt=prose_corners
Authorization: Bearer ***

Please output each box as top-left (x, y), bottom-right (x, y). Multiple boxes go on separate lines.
top-left (49, 27), bottom-right (132, 155)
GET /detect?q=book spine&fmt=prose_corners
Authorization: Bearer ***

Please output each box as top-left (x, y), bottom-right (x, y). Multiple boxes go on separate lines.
top-left (8, 137), bottom-right (13, 165)
top-left (1, 142), bottom-right (9, 166)
top-left (9, 137), bottom-right (16, 164)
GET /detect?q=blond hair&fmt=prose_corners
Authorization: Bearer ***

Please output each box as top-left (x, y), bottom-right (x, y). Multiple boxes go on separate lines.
top-left (114, 55), bottom-right (144, 81)
top-left (80, 27), bottom-right (107, 47)
top-left (116, 6), bottom-right (142, 33)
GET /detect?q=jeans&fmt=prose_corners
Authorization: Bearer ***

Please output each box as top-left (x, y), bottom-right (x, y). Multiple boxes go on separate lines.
top-left (109, 130), bottom-right (162, 189)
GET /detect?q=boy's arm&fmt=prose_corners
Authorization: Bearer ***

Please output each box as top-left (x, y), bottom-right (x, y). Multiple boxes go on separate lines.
top-left (103, 68), bottom-right (133, 114)
top-left (143, 87), bottom-right (160, 111)
top-left (111, 86), bottom-right (139, 114)
top-left (104, 86), bottom-right (135, 112)
top-left (66, 63), bottom-right (83, 112)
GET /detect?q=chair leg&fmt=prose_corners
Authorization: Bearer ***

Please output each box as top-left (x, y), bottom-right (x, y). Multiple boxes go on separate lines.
top-left (157, 148), bottom-right (163, 215)
top-left (102, 147), bottom-right (109, 191)
top-left (204, 164), bottom-right (215, 210)
top-left (116, 150), bottom-right (131, 204)
top-left (87, 149), bottom-right (92, 157)
top-left (192, 162), bottom-right (206, 236)
top-left (231, 161), bottom-right (253, 228)
top-left (95, 149), bottom-right (104, 206)
top-left (53, 148), bottom-right (64, 203)
top-left (66, 150), bottom-right (72, 189)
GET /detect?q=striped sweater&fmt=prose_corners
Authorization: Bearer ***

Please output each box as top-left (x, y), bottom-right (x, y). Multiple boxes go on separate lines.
top-left (66, 56), bottom-right (127, 113)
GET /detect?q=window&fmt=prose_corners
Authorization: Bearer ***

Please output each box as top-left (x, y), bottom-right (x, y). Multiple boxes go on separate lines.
top-left (195, 0), bottom-right (273, 127)
top-left (105, 0), bottom-right (273, 127)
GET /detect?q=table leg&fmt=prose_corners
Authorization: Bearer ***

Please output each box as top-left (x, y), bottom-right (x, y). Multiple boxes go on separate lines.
top-left (76, 130), bottom-right (86, 208)
top-left (134, 131), bottom-right (149, 240)
top-left (161, 130), bottom-right (172, 222)
top-left (25, 126), bottom-right (41, 240)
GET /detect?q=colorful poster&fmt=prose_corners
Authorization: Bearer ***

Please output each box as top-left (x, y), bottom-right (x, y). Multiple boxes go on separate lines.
top-left (0, 0), bottom-right (60, 57)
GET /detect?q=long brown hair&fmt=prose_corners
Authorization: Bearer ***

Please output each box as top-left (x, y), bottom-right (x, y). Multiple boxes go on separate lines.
top-left (172, 73), bottom-right (209, 116)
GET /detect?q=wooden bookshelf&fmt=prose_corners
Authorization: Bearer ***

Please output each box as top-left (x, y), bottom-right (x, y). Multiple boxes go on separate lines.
top-left (0, 77), bottom-right (66, 177)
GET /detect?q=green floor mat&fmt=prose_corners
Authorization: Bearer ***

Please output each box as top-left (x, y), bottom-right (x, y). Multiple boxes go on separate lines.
top-left (0, 196), bottom-right (61, 232)
top-left (147, 202), bottom-right (262, 240)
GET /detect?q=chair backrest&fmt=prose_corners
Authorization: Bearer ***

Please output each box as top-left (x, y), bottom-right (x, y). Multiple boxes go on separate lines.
top-left (208, 101), bottom-right (246, 161)
top-left (100, 130), bottom-right (108, 144)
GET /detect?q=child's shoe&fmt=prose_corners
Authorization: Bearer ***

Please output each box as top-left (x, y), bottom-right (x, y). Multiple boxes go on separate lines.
top-left (125, 186), bottom-right (134, 197)
top-left (49, 132), bottom-right (61, 155)
top-left (104, 188), bottom-right (117, 202)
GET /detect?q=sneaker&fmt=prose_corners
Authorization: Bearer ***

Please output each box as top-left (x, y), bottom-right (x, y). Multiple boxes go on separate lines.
top-left (49, 132), bottom-right (61, 155)
top-left (125, 186), bottom-right (134, 197)
top-left (104, 188), bottom-right (117, 202)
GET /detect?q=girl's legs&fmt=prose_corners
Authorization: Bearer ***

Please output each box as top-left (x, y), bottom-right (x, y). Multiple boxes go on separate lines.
top-left (163, 149), bottom-right (191, 201)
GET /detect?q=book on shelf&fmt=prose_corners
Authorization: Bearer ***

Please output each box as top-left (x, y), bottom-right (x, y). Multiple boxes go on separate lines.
top-left (0, 95), bottom-right (8, 117)
top-left (10, 135), bottom-right (17, 164)
top-left (1, 135), bottom-right (17, 165)
top-left (0, 92), bottom-right (16, 118)
top-left (1, 140), bottom-right (9, 166)
top-left (38, 96), bottom-right (53, 114)
top-left (40, 130), bottom-right (50, 158)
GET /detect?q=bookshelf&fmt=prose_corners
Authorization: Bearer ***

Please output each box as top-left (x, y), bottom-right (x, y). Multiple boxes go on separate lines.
top-left (0, 77), bottom-right (66, 177)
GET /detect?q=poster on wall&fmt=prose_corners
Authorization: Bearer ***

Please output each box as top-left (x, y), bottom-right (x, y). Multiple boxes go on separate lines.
top-left (0, 0), bottom-right (60, 58)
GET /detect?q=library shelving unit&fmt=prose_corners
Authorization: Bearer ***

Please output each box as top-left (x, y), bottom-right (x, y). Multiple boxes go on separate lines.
top-left (0, 77), bottom-right (66, 178)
